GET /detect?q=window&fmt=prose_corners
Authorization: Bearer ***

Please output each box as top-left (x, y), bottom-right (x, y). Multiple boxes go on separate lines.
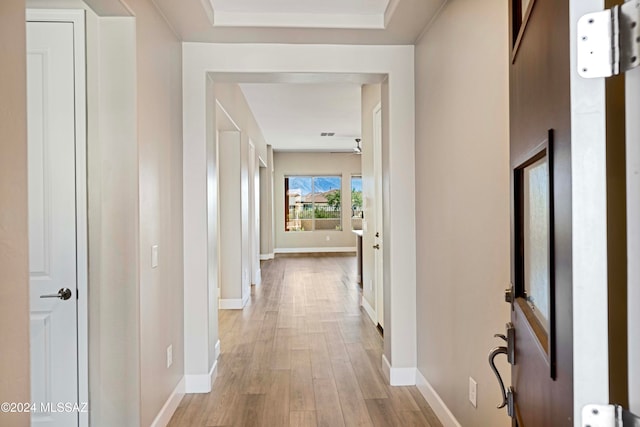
top-left (351, 176), bottom-right (363, 230)
top-left (285, 176), bottom-right (341, 232)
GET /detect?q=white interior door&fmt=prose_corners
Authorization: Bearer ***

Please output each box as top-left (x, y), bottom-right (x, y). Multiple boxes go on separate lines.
top-left (27, 17), bottom-right (81, 427)
top-left (373, 104), bottom-right (384, 328)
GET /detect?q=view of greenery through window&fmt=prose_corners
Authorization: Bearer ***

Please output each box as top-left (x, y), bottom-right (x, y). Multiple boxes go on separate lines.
top-left (351, 176), bottom-right (363, 230)
top-left (285, 176), bottom-right (342, 231)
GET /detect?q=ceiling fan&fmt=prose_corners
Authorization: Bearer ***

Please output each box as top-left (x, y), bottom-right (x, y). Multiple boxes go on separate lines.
top-left (352, 138), bottom-right (362, 154)
top-left (330, 138), bottom-right (362, 155)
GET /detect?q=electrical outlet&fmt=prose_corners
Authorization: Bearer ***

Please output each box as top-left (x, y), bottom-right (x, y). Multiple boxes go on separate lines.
top-left (167, 345), bottom-right (173, 368)
top-left (326, 235), bottom-right (330, 241)
top-left (468, 377), bottom-right (477, 408)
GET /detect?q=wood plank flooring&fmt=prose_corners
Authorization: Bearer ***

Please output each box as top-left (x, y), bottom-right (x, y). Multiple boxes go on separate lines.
top-left (168, 255), bottom-right (442, 427)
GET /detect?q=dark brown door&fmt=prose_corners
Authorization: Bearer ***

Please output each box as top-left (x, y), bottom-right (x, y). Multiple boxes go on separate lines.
top-left (509, 0), bottom-right (573, 425)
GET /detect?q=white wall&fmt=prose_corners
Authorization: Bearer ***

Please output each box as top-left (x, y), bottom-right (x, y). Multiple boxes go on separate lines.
top-left (182, 43), bottom-right (416, 380)
top-left (0, 2), bottom-right (30, 426)
top-left (360, 84), bottom-right (381, 317)
top-left (87, 16), bottom-right (141, 426)
top-left (214, 83), bottom-right (268, 162)
top-left (135, 0), bottom-right (185, 424)
top-left (414, 1), bottom-right (511, 426)
top-left (218, 131), bottom-right (247, 303)
top-left (260, 145), bottom-right (275, 258)
top-left (274, 152), bottom-right (361, 251)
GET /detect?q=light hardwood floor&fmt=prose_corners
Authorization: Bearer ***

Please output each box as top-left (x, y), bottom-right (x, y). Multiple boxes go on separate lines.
top-left (168, 255), bottom-right (442, 427)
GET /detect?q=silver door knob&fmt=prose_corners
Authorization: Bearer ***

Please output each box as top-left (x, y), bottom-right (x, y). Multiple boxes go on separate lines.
top-left (373, 244), bottom-right (380, 250)
top-left (40, 288), bottom-right (72, 300)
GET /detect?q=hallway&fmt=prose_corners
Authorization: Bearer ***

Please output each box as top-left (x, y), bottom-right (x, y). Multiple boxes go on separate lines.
top-left (168, 256), bottom-right (441, 426)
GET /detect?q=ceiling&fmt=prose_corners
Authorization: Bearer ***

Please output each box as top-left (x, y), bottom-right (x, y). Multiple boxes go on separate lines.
top-left (239, 83), bottom-right (362, 152)
top-left (150, 0), bottom-right (446, 44)
top-left (146, 0), bottom-right (447, 153)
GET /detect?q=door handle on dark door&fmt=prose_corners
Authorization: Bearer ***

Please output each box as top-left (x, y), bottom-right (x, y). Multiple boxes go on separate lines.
top-left (40, 288), bottom-right (72, 300)
top-left (488, 344), bottom-right (515, 417)
top-left (488, 346), bottom-right (509, 409)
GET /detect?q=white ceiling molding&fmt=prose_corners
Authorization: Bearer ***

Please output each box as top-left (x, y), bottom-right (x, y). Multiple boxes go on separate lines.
top-left (209, 72), bottom-right (386, 85)
top-left (208, 0), bottom-right (391, 30)
top-left (150, 0), bottom-right (446, 45)
top-left (212, 12), bottom-right (385, 30)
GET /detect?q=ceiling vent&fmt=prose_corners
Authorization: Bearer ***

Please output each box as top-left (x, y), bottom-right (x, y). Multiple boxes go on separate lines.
top-left (320, 132), bottom-right (336, 137)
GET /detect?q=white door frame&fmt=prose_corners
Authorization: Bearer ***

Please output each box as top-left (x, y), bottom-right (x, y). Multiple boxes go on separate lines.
top-left (626, 58), bottom-right (640, 414)
top-left (183, 43), bottom-right (417, 386)
top-left (26, 9), bottom-right (88, 427)
top-left (373, 102), bottom-right (384, 328)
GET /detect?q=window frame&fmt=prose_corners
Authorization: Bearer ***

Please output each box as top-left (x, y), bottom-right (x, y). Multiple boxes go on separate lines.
top-left (284, 175), bottom-right (343, 232)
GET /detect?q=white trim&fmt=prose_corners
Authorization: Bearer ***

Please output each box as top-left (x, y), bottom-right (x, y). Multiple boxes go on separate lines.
top-left (150, 377), bottom-right (185, 427)
top-left (260, 253), bottom-right (274, 260)
top-left (381, 354), bottom-right (416, 386)
top-left (183, 44), bottom-right (417, 401)
top-left (26, 10), bottom-right (88, 427)
top-left (219, 297), bottom-right (248, 309)
top-left (253, 268), bottom-right (262, 286)
top-left (212, 11), bottom-right (385, 30)
top-left (361, 297), bottom-right (377, 326)
top-left (214, 339), bottom-right (221, 361)
top-left (274, 246), bottom-right (356, 254)
top-left (416, 370), bottom-right (462, 427)
top-left (390, 367), bottom-right (416, 386)
top-left (184, 361), bottom-right (217, 393)
top-left (627, 55), bottom-right (640, 414)
top-left (382, 354), bottom-right (391, 383)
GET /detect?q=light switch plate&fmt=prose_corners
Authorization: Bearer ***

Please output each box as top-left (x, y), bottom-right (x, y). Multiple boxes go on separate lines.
top-left (167, 345), bottom-right (173, 368)
top-left (151, 245), bottom-right (159, 268)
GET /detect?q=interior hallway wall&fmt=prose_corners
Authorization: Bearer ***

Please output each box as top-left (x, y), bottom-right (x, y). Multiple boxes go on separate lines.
top-left (414, 0), bottom-right (511, 425)
top-left (134, 0), bottom-right (185, 424)
top-left (260, 145), bottom-right (275, 258)
top-left (0, 1), bottom-right (30, 426)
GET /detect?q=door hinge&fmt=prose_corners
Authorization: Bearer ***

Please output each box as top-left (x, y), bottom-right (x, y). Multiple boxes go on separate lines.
top-left (507, 387), bottom-right (515, 418)
top-left (582, 404), bottom-right (640, 427)
top-left (495, 322), bottom-right (516, 364)
top-left (577, 0), bottom-right (640, 78)
top-left (505, 286), bottom-right (514, 304)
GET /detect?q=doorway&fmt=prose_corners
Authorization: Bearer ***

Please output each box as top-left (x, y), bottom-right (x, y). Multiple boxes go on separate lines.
top-left (26, 9), bottom-right (88, 427)
top-left (373, 102), bottom-right (384, 330)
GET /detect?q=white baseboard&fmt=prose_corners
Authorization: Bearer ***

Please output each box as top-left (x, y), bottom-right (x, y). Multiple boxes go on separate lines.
top-left (184, 361), bottom-right (217, 393)
top-left (274, 246), bottom-right (357, 254)
top-left (416, 369), bottom-right (462, 427)
top-left (361, 297), bottom-right (377, 326)
top-left (259, 253), bottom-right (274, 260)
top-left (150, 377), bottom-right (185, 427)
top-left (381, 354), bottom-right (416, 386)
top-left (219, 297), bottom-right (248, 309)
top-left (253, 269), bottom-right (261, 286)
top-left (382, 354), bottom-right (391, 382)
top-left (214, 339), bottom-right (221, 360)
